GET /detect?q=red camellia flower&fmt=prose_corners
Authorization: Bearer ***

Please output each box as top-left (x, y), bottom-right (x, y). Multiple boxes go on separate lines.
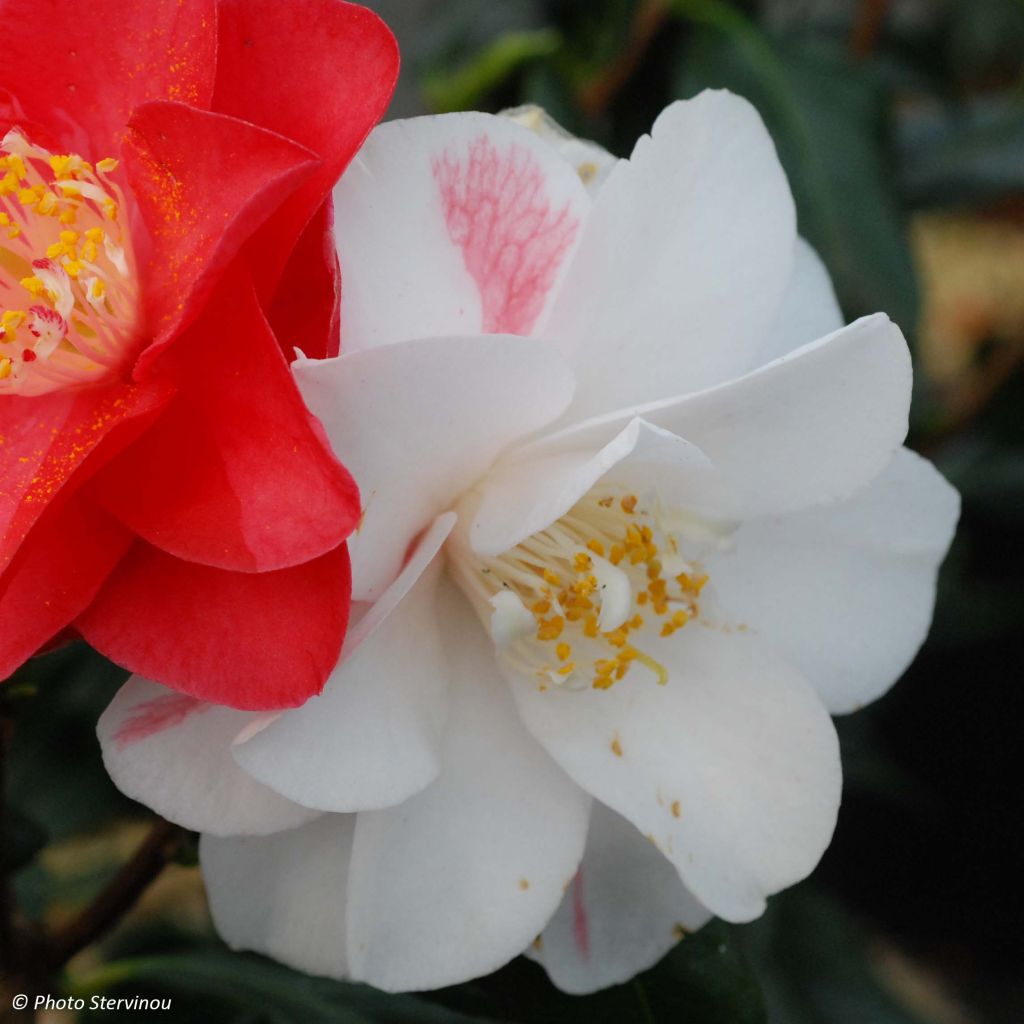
top-left (0, 0), bottom-right (398, 708)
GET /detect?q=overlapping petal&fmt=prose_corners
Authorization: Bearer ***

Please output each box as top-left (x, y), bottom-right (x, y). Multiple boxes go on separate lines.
top-left (1, 0), bottom-right (217, 157)
top-left (345, 582), bottom-right (590, 991)
top-left (516, 313), bottom-right (912, 518)
top-left (295, 335), bottom-right (575, 601)
top-left (97, 271), bottom-right (359, 573)
top-left (98, 676), bottom-right (318, 835)
top-left (233, 514), bottom-right (456, 812)
top-left (526, 803), bottom-right (710, 994)
top-left (202, 816), bottom-right (355, 979)
top-left (77, 541), bottom-right (350, 710)
top-left (509, 623), bottom-right (841, 922)
top-left (545, 91), bottom-right (797, 418)
top-left (711, 448), bottom-right (961, 713)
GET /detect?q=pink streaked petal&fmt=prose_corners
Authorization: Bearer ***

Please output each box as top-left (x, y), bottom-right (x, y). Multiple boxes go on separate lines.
top-left (434, 134), bottom-right (580, 335)
top-left (98, 675), bottom-right (319, 836)
top-left (333, 112), bottom-right (590, 351)
top-left (114, 692), bottom-right (208, 748)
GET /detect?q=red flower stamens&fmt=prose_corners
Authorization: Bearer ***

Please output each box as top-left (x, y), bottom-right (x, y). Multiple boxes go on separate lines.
top-left (0, 128), bottom-right (141, 395)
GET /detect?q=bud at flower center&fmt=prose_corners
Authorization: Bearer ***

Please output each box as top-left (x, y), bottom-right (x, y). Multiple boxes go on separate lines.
top-left (452, 489), bottom-right (727, 692)
top-left (0, 129), bottom-right (141, 396)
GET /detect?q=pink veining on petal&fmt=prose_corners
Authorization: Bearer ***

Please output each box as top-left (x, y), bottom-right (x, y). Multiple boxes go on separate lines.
top-left (115, 692), bottom-right (208, 748)
top-left (571, 868), bottom-right (590, 960)
top-left (433, 136), bottom-right (579, 335)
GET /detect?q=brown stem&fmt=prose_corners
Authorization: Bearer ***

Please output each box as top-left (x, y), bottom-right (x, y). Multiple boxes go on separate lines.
top-left (46, 819), bottom-right (186, 970)
top-left (578, 0), bottom-right (670, 116)
top-left (851, 0), bottom-right (890, 58)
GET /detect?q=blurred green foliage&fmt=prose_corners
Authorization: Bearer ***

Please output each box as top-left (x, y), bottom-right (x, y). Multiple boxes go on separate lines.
top-left (3, 1), bottom-right (1023, 1021)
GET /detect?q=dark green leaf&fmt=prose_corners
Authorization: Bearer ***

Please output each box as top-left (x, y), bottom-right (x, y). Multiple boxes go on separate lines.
top-left (70, 950), bottom-right (504, 1024)
top-left (739, 887), bottom-right (930, 1024)
top-left (0, 806), bottom-right (47, 872)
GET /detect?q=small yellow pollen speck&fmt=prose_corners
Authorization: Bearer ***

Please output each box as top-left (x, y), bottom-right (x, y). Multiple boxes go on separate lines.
top-left (671, 800), bottom-right (681, 818)
top-left (672, 923), bottom-right (687, 941)
top-left (611, 735), bottom-right (623, 757)
top-left (519, 878), bottom-right (530, 891)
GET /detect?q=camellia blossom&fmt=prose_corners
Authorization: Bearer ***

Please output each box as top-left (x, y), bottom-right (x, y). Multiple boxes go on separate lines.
top-left (99, 93), bottom-right (959, 992)
top-left (0, 0), bottom-right (398, 708)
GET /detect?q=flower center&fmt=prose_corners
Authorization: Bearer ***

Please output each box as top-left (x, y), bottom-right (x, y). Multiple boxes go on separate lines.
top-left (0, 129), bottom-right (141, 396)
top-left (452, 489), bottom-right (728, 692)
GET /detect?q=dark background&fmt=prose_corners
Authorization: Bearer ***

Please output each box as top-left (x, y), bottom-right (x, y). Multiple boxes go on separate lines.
top-left (4, 1), bottom-right (1022, 1021)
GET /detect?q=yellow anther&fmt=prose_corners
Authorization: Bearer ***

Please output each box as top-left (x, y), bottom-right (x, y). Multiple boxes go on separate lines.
top-left (17, 187), bottom-right (40, 205)
top-left (556, 642), bottom-right (571, 661)
top-left (573, 552), bottom-right (593, 572)
top-left (536, 616), bottom-right (565, 641)
top-left (646, 559), bottom-right (662, 580)
top-left (85, 227), bottom-right (104, 243)
top-left (20, 276), bottom-right (45, 297)
top-left (621, 495), bottom-right (638, 514)
top-left (609, 544), bottom-right (624, 565)
top-left (586, 539), bottom-right (605, 557)
top-left (59, 230), bottom-right (79, 245)
top-left (583, 614), bottom-right (599, 638)
top-left (598, 496), bottom-right (614, 508)
top-left (542, 568), bottom-right (561, 586)
top-left (558, 661), bottom-right (576, 676)
top-left (0, 358), bottom-right (11, 380)
top-left (58, 208), bottom-right (77, 225)
top-left (636, 591), bottom-right (648, 606)
top-left (531, 599), bottom-right (551, 615)
top-left (6, 226), bottom-right (21, 239)
top-left (2, 310), bottom-right (25, 330)
top-left (96, 158), bottom-right (119, 173)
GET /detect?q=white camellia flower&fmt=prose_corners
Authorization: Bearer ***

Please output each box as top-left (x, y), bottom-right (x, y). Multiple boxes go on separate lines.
top-left (97, 91), bottom-right (959, 995)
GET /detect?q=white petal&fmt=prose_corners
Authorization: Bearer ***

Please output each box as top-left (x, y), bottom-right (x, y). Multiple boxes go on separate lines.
top-left (335, 112), bottom-right (590, 349)
top-left (509, 623), bottom-right (841, 922)
top-left (201, 816), bottom-right (354, 979)
top-left (97, 677), bottom-right (317, 836)
top-left (545, 91), bottom-right (796, 418)
top-left (295, 335), bottom-right (575, 600)
top-left (465, 417), bottom-right (718, 557)
top-left (710, 447), bottom-right (960, 713)
top-left (345, 582), bottom-right (590, 992)
top-left (753, 237), bottom-right (843, 367)
top-left (516, 313), bottom-right (912, 519)
top-left (527, 802), bottom-right (711, 994)
top-left (233, 514), bottom-right (456, 812)
top-left (502, 105), bottom-right (617, 193)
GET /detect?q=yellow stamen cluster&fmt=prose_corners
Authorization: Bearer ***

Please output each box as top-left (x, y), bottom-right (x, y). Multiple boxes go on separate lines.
top-left (0, 129), bottom-right (138, 396)
top-left (456, 490), bottom-right (710, 693)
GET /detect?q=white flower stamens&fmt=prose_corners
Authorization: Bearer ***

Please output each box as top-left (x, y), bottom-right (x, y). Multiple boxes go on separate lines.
top-left (453, 489), bottom-right (719, 692)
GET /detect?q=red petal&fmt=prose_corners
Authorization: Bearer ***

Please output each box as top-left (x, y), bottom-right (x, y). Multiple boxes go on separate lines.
top-left (123, 102), bottom-right (320, 364)
top-left (96, 268), bottom-right (360, 572)
top-left (76, 540), bottom-right (351, 710)
top-left (0, 496), bottom-right (132, 681)
top-left (0, 0), bottom-right (216, 158)
top-left (0, 381), bottom-right (173, 577)
top-left (267, 197), bottom-right (341, 361)
top-left (212, 0), bottom-right (398, 299)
